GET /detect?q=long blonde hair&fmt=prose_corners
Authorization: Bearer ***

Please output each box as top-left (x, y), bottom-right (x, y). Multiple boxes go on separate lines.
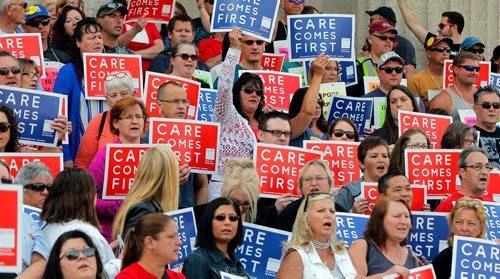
top-left (113, 146), bottom-right (180, 239)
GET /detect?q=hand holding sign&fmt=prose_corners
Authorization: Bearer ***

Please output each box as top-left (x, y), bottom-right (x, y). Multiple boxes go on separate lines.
top-left (309, 53), bottom-right (330, 81)
top-left (229, 28), bottom-right (243, 49)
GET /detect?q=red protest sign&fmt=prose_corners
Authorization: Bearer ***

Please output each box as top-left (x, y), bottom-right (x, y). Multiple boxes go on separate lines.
top-left (261, 53), bottom-right (284, 72)
top-left (484, 172), bottom-right (500, 201)
top-left (254, 143), bottom-right (322, 198)
top-left (83, 53), bottom-right (143, 100)
top-left (125, 0), bottom-right (175, 24)
top-left (143, 71), bottom-right (200, 119)
top-left (0, 33), bottom-right (45, 78)
top-left (0, 185), bottom-right (22, 273)
top-left (411, 185), bottom-right (427, 211)
top-left (149, 118), bottom-right (220, 174)
top-left (0, 153), bottom-right (63, 180)
top-left (241, 70), bottom-right (302, 111)
top-left (405, 149), bottom-right (462, 199)
top-left (398, 111), bottom-right (452, 149)
top-left (443, 60), bottom-right (491, 88)
top-left (360, 182), bottom-right (379, 215)
top-left (40, 61), bottom-right (64, 93)
top-left (102, 144), bottom-right (152, 200)
top-left (385, 265), bottom-right (436, 279)
top-left (304, 141), bottom-right (361, 187)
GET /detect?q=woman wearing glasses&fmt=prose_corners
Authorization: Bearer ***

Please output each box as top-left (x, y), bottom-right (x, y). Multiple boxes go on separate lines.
top-left (441, 122), bottom-right (478, 149)
top-left (328, 117), bottom-right (359, 142)
top-left (321, 60), bottom-right (340, 84)
top-left (169, 41), bottom-right (210, 88)
top-left (389, 128), bottom-right (431, 174)
top-left (18, 58), bottom-right (41, 90)
top-left (182, 197), bottom-right (248, 278)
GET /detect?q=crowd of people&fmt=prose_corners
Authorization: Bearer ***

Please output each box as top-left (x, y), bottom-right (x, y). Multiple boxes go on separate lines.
top-left (1, 0), bottom-right (499, 278)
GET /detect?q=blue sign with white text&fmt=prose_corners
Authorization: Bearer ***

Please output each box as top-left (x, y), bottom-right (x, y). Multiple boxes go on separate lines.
top-left (489, 73), bottom-right (500, 90)
top-left (483, 202), bottom-right (500, 241)
top-left (407, 212), bottom-right (450, 262)
top-left (326, 95), bottom-right (373, 135)
top-left (24, 205), bottom-right (44, 227)
top-left (166, 208), bottom-right (198, 271)
top-left (338, 60), bottom-right (357, 87)
top-left (335, 212), bottom-right (369, 247)
top-left (451, 236), bottom-right (499, 279)
top-left (197, 89), bottom-right (217, 122)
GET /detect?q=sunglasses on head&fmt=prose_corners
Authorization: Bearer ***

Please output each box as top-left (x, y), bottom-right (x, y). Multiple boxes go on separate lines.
top-left (214, 214), bottom-right (240, 222)
top-left (429, 46), bottom-right (451, 53)
top-left (24, 183), bottom-right (51, 192)
top-left (458, 65), bottom-right (480, 72)
top-left (105, 2), bottom-right (124, 9)
top-left (174, 54), bottom-right (199, 61)
top-left (476, 102), bottom-right (500, 109)
top-left (242, 85), bottom-right (264, 97)
top-left (242, 40), bottom-right (265, 46)
top-left (372, 34), bottom-right (396, 42)
top-left (0, 122), bottom-right (10, 133)
top-left (0, 67), bottom-right (21, 76)
top-left (438, 22), bottom-right (454, 29)
top-left (26, 18), bottom-right (50, 27)
top-left (303, 192), bottom-right (333, 213)
top-left (60, 247), bottom-right (96, 261)
top-left (464, 48), bottom-right (485, 54)
top-left (379, 66), bottom-right (404, 74)
top-left (331, 129), bottom-right (355, 139)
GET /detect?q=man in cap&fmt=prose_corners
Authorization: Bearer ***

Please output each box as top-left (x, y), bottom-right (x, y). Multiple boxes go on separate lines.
top-left (460, 36), bottom-right (486, 61)
top-left (0, 0), bottom-right (27, 34)
top-left (96, 1), bottom-right (134, 54)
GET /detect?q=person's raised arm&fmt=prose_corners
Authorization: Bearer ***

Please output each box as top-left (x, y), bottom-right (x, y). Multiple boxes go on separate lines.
top-left (196, 0), bottom-right (212, 33)
top-left (118, 16), bottom-right (148, 46)
top-left (397, 0), bottom-right (428, 44)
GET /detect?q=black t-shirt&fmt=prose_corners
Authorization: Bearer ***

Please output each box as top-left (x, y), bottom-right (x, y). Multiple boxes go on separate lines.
top-left (474, 125), bottom-right (500, 167)
top-left (265, 20), bottom-right (287, 54)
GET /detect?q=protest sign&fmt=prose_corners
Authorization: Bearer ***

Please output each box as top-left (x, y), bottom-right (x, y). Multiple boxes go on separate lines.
top-left (102, 144), bottom-right (152, 200)
top-left (451, 236), bottom-right (500, 279)
top-left (482, 202), bottom-right (500, 241)
top-left (193, 70), bottom-right (212, 89)
top-left (0, 184), bottom-right (22, 273)
top-left (236, 223), bottom-right (291, 279)
top-left (210, 0), bottom-right (280, 42)
top-left (254, 143), bottom-right (322, 198)
top-left (24, 205), bottom-right (43, 228)
top-left (83, 53), bottom-right (142, 100)
top-left (261, 53), bottom-right (284, 72)
top-left (288, 14), bottom-right (355, 61)
top-left (273, 40), bottom-right (289, 59)
top-left (149, 118), bottom-right (220, 174)
top-left (398, 111), bottom-right (452, 149)
top-left (143, 71), bottom-right (200, 119)
top-left (405, 149), bottom-right (462, 199)
top-left (0, 33), bottom-right (45, 77)
top-left (335, 212), bottom-right (369, 247)
top-left (359, 182), bottom-right (379, 215)
top-left (0, 86), bottom-right (64, 146)
top-left (338, 60), bottom-right (357, 87)
top-left (196, 89), bottom-right (217, 122)
top-left (0, 153), bottom-right (63, 180)
top-left (166, 207), bottom-right (198, 271)
top-left (458, 109), bottom-right (477, 126)
top-left (410, 185), bottom-right (427, 211)
top-left (241, 70), bottom-right (301, 111)
top-left (408, 212), bottom-right (449, 262)
top-left (125, 0), bottom-right (176, 24)
top-left (384, 265), bottom-right (436, 279)
top-left (220, 272), bottom-right (246, 279)
top-left (484, 172), bottom-right (500, 202)
top-left (363, 76), bottom-right (407, 93)
top-left (319, 82), bottom-right (346, 117)
top-left (40, 61), bottom-right (64, 93)
top-left (443, 60), bottom-right (491, 88)
top-left (304, 141), bottom-right (360, 187)
top-left (373, 97), bottom-right (387, 128)
top-left (326, 95), bottom-right (373, 135)
top-left (491, 72), bottom-right (500, 90)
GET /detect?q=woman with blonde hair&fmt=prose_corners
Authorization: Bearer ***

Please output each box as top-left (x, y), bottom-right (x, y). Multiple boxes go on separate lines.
top-left (112, 146), bottom-right (180, 239)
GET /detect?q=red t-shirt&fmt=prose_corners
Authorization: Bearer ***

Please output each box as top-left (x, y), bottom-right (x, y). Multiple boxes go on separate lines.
top-left (123, 22), bottom-right (162, 72)
top-left (198, 36), bottom-right (223, 62)
top-left (434, 192), bottom-right (494, 212)
top-left (116, 263), bottom-right (186, 279)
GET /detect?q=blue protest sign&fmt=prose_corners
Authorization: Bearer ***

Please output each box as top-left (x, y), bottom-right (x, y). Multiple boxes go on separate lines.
top-left (24, 205), bottom-right (44, 227)
top-left (0, 85), bottom-right (63, 146)
top-left (451, 236), bottom-right (500, 279)
top-left (483, 202), bottom-right (499, 241)
top-left (338, 60), bottom-right (357, 87)
top-left (335, 212), bottom-right (369, 247)
top-left (236, 222), bottom-right (291, 279)
top-left (407, 212), bottom-right (449, 262)
top-left (288, 14), bottom-right (355, 61)
top-left (166, 207), bottom-right (198, 271)
top-left (490, 73), bottom-right (500, 90)
top-left (326, 95), bottom-right (373, 135)
top-left (210, 0), bottom-right (280, 42)
top-left (197, 89), bottom-right (217, 122)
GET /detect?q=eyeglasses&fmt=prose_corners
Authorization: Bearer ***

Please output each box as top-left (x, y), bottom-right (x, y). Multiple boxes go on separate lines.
top-left (287, 0), bottom-right (305, 4)
top-left (379, 66), bottom-right (404, 74)
top-left (242, 85), bottom-right (264, 97)
top-left (463, 163), bottom-right (495, 172)
top-left (105, 71), bottom-right (130, 81)
top-left (26, 18), bottom-right (50, 27)
top-left (406, 143), bottom-right (429, 149)
top-left (262, 129), bottom-right (293, 138)
top-left (302, 175), bottom-right (328, 184)
top-left (325, 66), bottom-right (340, 72)
top-left (0, 67), bottom-right (21, 76)
top-left (476, 102), bottom-right (500, 109)
top-left (429, 47), bottom-right (451, 53)
top-left (205, 0), bottom-right (214, 4)
top-left (174, 54), bottom-right (199, 61)
top-left (464, 48), bottom-right (485, 55)
top-left (213, 214), bottom-right (240, 222)
top-left (60, 247), bottom-right (96, 261)
top-left (9, 2), bottom-right (28, 9)
top-left (22, 72), bottom-right (41, 79)
top-left (24, 183), bottom-right (51, 192)
top-left (372, 34), bottom-right (396, 42)
top-left (242, 40), bottom-right (265, 46)
top-left (1, 177), bottom-right (12, 184)
top-left (303, 192), bottom-right (333, 212)
top-left (457, 65), bottom-right (480, 72)
top-left (118, 114), bottom-right (145, 121)
top-left (463, 139), bottom-right (477, 146)
top-left (438, 22), bottom-right (454, 29)
top-left (233, 199), bottom-right (251, 209)
top-left (0, 122), bottom-right (10, 133)
top-left (331, 129), bottom-right (355, 140)
top-left (158, 99), bottom-right (190, 106)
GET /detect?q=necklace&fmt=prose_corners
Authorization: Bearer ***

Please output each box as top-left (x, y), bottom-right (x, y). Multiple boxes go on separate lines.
top-left (426, 67), bottom-right (443, 91)
top-left (311, 239), bottom-right (330, 249)
top-left (452, 84), bottom-right (473, 110)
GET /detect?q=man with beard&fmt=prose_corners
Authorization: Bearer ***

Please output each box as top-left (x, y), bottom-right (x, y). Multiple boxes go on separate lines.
top-left (96, 1), bottom-right (134, 54)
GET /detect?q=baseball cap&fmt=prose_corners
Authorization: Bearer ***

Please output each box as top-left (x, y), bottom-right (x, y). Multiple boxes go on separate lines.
top-left (25, 5), bottom-right (50, 22)
top-left (369, 20), bottom-right (397, 35)
top-left (424, 36), bottom-right (453, 50)
top-left (377, 51), bottom-right (404, 69)
top-left (366, 6), bottom-right (397, 25)
top-left (96, 2), bottom-right (128, 18)
top-left (460, 36), bottom-right (485, 50)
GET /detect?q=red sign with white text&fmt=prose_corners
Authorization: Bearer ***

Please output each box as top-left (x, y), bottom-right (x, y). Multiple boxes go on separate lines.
top-left (261, 53), bottom-right (284, 72)
top-left (484, 172), bottom-right (500, 201)
top-left (304, 141), bottom-right (361, 187)
top-left (443, 60), bottom-right (491, 88)
top-left (360, 182), bottom-right (379, 215)
top-left (125, 0), bottom-right (176, 24)
top-left (411, 185), bottom-right (427, 211)
top-left (149, 118), bottom-right (220, 174)
top-left (143, 71), bottom-right (200, 119)
top-left (405, 149), bottom-right (462, 199)
top-left (102, 144), bottom-right (152, 200)
top-left (254, 143), bottom-right (322, 198)
top-left (385, 265), bottom-right (436, 279)
top-left (0, 185), bottom-right (22, 273)
top-left (0, 153), bottom-right (63, 179)
top-left (398, 110), bottom-right (452, 149)
top-left (83, 53), bottom-right (143, 100)
top-left (0, 33), bottom-right (45, 77)
top-left (40, 61), bottom-right (64, 93)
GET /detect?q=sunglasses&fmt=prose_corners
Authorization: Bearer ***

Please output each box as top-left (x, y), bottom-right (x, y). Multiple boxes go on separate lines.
top-left (303, 192), bottom-right (333, 213)
top-left (1, 177), bottom-right (12, 184)
top-left (24, 183), bottom-right (51, 192)
top-left (26, 18), bottom-right (50, 27)
top-left (476, 102), bottom-right (500, 109)
top-left (104, 2), bottom-right (124, 9)
top-left (438, 22), bottom-right (454, 29)
top-left (429, 47), bottom-right (451, 53)
top-left (214, 214), bottom-right (240, 222)
top-left (242, 85), bottom-right (264, 97)
top-left (458, 65), bottom-right (480, 72)
top-left (464, 48), bottom-right (485, 54)
top-left (379, 66), bottom-right (404, 74)
top-left (0, 122), bottom-right (10, 133)
top-left (0, 67), bottom-right (21, 76)
top-left (242, 40), bottom-right (265, 46)
top-left (372, 34), bottom-right (396, 42)
top-left (205, 0), bottom-right (214, 4)
top-left (317, 98), bottom-right (324, 106)
top-left (262, 129), bottom-right (293, 138)
top-left (331, 129), bottom-right (355, 139)
top-left (60, 247), bottom-right (96, 261)
top-left (174, 54), bottom-right (199, 61)
top-left (287, 0), bottom-right (305, 3)
top-left (10, 2), bottom-right (27, 9)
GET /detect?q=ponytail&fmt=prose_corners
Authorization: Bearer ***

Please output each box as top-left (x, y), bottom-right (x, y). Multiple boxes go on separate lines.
top-left (121, 229), bottom-right (139, 270)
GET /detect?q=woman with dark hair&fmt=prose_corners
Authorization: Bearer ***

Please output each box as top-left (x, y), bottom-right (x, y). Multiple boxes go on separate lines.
top-left (389, 128), bottom-right (431, 174)
top-left (328, 117), bottom-right (360, 142)
top-left (441, 122), bottom-right (478, 149)
top-left (169, 41), bottom-right (210, 88)
top-left (348, 197), bottom-right (418, 278)
top-left (0, 104), bottom-right (20, 152)
top-left (42, 230), bottom-right (105, 279)
top-left (51, 5), bottom-right (85, 61)
top-left (490, 45), bottom-right (500, 73)
top-left (182, 197), bottom-right (247, 278)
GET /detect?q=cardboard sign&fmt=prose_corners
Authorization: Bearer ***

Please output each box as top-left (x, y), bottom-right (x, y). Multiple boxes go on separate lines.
top-left (326, 95), bottom-right (373, 135)
top-left (241, 70), bottom-right (302, 111)
top-left (24, 205), bottom-right (43, 228)
top-left (40, 61), bottom-right (64, 93)
top-left (102, 144), bottom-right (152, 200)
top-left (166, 208), bottom-right (198, 271)
top-left (261, 53), bottom-right (284, 72)
top-left (210, 0), bottom-right (280, 42)
top-left (363, 76), bottom-right (408, 93)
top-left (0, 184), bottom-right (23, 273)
top-left (490, 72), bottom-right (500, 90)
top-left (0, 33), bottom-right (45, 77)
top-left (410, 185), bottom-right (427, 211)
top-left (373, 97), bottom-right (387, 128)
top-left (288, 14), bottom-right (355, 61)
top-left (335, 212), bottom-right (369, 247)
top-left (125, 0), bottom-right (176, 24)
top-left (143, 71), bottom-right (200, 119)
top-left (451, 236), bottom-right (499, 279)
top-left (319, 82), bottom-right (346, 117)
top-left (407, 212), bottom-right (450, 262)
top-left (398, 110), bottom-right (452, 149)
top-left (359, 182), bottom-right (379, 215)
top-left (0, 86), bottom-right (64, 146)
top-left (196, 88), bottom-right (217, 122)
top-left (338, 60), bottom-right (357, 87)
top-left (304, 141), bottom-right (360, 187)
top-left (192, 70), bottom-right (213, 89)
top-left (443, 60), bottom-right (491, 88)
top-left (458, 109), bottom-right (477, 126)
top-left (405, 149), bottom-right (462, 199)
top-left (484, 172), bottom-right (500, 202)
top-left (482, 202), bottom-right (499, 241)
top-left (149, 118), bottom-right (220, 174)
top-left (254, 143), bottom-right (323, 198)
top-left (83, 53), bottom-right (143, 100)
top-left (0, 153), bottom-right (63, 180)
top-left (384, 265), bottom-right (436, 279)
top-left (236, 222), bottom-right (292, 279)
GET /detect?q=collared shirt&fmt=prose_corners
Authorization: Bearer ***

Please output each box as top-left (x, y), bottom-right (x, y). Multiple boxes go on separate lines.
top-left (21, 213), bottom-right (50, 273)
top-left (182, 247), bottom-right (248, 279)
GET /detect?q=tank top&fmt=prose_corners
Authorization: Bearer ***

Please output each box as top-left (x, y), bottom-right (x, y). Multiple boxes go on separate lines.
top-left (365, 238), bottom-right (417, 276)
top-left (446, 87), bottom-right (472, 122)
